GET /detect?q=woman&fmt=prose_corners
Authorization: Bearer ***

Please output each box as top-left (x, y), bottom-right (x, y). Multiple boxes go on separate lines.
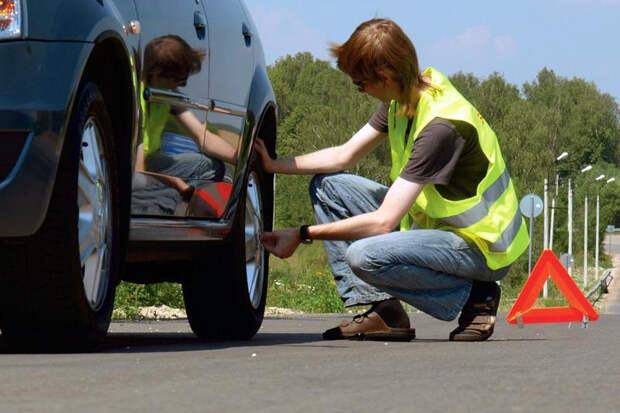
top-left (256, 19), bottom-right (528, 341)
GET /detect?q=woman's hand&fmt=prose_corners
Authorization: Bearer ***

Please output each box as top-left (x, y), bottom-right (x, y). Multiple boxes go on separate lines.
top-left (254, 138), bottom-right (277, 173)
top-left (261, 228), bottom-right (301, 258)
top-left (173, 177), bottom-right (195, 202)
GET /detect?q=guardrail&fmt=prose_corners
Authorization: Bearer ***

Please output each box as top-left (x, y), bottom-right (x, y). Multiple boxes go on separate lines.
top-left (586, 269), bottom-right (614, 303)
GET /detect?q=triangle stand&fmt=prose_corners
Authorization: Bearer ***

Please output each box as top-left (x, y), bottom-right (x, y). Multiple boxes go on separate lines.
top-left (506, 249), bottom-right (599, 325)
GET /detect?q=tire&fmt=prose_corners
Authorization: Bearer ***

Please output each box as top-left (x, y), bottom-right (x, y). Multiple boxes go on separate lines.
top-left (0, 82), bottom-right (123, 351)
top-left (182, 158), bottom-right (271, 339)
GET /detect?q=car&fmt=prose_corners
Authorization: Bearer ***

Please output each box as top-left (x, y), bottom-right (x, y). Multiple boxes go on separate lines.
top-left (0, 0), bottom-right (277, 350)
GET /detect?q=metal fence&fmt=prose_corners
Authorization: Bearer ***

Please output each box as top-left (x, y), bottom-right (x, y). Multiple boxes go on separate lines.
top-left (586, 269), bottom-right (614, 303)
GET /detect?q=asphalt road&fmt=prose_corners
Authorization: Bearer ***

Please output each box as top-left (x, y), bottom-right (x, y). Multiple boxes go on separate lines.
top-left (1, 310), bottom-right (619, 413)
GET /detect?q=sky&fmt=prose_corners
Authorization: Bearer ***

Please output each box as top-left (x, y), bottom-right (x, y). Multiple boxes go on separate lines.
top-left (245, 0), bottom-right (620, 103)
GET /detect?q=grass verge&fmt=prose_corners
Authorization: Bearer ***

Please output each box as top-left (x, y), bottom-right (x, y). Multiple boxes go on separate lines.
top-left (266, 242), bottom-right (347, 313)
top-left (113, 282), bottom-right (184, 319)
top-left (112, 245), bottom-right (610, 318)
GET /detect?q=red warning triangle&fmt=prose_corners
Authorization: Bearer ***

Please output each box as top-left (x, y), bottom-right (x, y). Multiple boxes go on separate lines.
top-left (506, 249), bottom-right (599, 324)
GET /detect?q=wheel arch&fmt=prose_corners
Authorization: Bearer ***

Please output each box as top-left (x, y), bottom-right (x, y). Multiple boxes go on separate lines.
top-left (246, 64), bottom-right (278, 231)
top-left (253, 102), bottom-right (277, 232)
top-left (79, 32), bottom-right (138, 278)
top-left (246, 65), bottom-right (278, 153)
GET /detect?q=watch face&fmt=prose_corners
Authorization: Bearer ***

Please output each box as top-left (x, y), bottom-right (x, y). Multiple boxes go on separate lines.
top-left (300, 225), bottom-right (312, 244)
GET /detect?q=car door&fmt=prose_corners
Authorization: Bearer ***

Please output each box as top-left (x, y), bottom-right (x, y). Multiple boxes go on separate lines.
top-left (131, 0), bottom-right (235, 219)
top-left (198, 0), bottom-right (256, 218)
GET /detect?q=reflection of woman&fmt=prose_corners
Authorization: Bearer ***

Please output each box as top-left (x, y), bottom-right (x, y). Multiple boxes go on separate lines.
top-left (136, 35), bottom-right (236, 202)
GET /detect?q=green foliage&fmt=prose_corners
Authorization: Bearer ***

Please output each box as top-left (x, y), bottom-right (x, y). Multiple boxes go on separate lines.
top-left (267, 243), bottom-right (346, 313)
top-left (113, 281), bottom-right (184, 319)
top-left (268, 53), bottom-right (390, 227)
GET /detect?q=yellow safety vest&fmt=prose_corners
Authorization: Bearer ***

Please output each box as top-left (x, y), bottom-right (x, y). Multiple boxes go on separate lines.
top-left (388, 67), bottom-right (529, 270)
top-left (140, 81), bottom-right (170, 156)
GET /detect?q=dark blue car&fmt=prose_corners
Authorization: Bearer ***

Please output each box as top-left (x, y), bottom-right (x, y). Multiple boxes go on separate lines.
top-left (0, 0), bottom-right (277, 350)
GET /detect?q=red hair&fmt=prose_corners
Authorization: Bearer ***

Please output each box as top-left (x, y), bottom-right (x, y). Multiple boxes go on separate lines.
top-left (144, 35), bottom-right (206, 83)
top-left (330, 19), bottom-right (430, 118)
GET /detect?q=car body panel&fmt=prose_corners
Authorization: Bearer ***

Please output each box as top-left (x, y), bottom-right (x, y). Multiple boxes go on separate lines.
top-left (0, 41), bottom-right (93, 236)
top-left (25, 0), bottom-right (137, 44)
top-left (202, 0), bottom-right (254, 106)
top-left (0, 0), bottom-right (139, 237)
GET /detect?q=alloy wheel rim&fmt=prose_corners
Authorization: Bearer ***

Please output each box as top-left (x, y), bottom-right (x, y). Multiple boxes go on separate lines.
top-left (245, 172), bottom-right (264, 309)
top-left (77, 117), bottom-right (112, 311)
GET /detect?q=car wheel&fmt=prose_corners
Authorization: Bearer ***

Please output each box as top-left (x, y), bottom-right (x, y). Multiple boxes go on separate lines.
top-left (182, 158), bottom-right (270, 339)
top-left (0, 82), bottom-right (122, 350)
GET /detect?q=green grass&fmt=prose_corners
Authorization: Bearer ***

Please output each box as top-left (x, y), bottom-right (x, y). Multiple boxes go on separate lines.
top-left (266, 242), bottom-right (347, 313)
top-left (113, 282), bottom-right (184, 319)
top-left (111, 243), bottom-right (611, 318)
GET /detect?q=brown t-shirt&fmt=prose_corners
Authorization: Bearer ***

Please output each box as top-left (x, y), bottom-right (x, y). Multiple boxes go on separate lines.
top-left (369, 102), bottom-right (488, 201)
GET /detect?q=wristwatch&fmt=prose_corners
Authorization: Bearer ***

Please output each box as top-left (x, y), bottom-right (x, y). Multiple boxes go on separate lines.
top-left (299, 225), bottom-right (313, 244)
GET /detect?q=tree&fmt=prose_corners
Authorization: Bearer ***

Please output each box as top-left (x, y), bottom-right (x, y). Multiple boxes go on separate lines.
top-left (268, 53), bottom-right (385, 227)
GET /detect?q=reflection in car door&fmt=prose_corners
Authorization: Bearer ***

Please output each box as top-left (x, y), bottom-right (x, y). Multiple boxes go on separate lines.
top-left (200, 0), bottom-right (256, 221)
top-left (130, 0), bottom-right (235, 219)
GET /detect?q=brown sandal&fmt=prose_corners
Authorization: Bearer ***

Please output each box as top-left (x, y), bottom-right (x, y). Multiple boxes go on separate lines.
top-left (323, 310), bottom-right (416, 341)
top-left (450, 282), bottom-right (501, 342)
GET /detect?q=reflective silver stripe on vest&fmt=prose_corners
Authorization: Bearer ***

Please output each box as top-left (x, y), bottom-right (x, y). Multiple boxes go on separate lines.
top-left (440, 168), bottom-right (511, 228)
top-left (489, 208), bottom-right (524, 252)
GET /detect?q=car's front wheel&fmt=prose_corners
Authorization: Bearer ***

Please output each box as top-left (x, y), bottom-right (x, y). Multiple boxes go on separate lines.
top-left (182, 159), bottom-right (270, 339)
top-left (0, 82), bottom-right (123, 350)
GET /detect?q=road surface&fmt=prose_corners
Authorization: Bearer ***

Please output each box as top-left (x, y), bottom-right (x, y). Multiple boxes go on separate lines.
top-left (0, 311), bottom-right (618, 412)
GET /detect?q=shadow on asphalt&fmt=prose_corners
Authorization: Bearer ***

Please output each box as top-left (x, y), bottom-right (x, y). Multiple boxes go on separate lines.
top-left (412, 338), bottom-right (547, 343)
top-left (0, 332), bottom-right (325, 354)
top-left (96, 333), bottom-right (546, 353)
top-left (0, 331), bottom-right (547, 354)
top-left (97, 332), bottom-right (325, 353)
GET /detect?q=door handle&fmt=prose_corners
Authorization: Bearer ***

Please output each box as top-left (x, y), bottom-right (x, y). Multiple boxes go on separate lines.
top-left (194, 11), bottom-right (206, 30)
top-left (242, 23), bottom-right (252, 46)
top-left (242, 23), bottom-right (253, 39)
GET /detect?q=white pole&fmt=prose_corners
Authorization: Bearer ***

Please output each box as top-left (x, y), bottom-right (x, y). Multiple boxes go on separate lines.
top-left (568, 178), bottom-right (573, 275)
top-left (550, 173), bottom-right (559, 250)
top-left (543, 178), bottom-right (549, 250)
top-left (545, 203), bottom-right (552, 296)
top-left (584, 193), bottom-right (588, 287)
top-left (550, 198), bottom-right (556, 251)
top-left (595, 193), bottom-right (600, 280)
top-left (543, 178), bottom-right (549, 297)
top-left (580, 165), bottom-right (593, 284)
top-left (528, 197), bottom-right (534, 275)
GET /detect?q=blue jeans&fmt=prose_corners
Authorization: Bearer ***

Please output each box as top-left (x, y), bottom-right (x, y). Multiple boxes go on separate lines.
top-left (309, 173), bottom-right (510, 321)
